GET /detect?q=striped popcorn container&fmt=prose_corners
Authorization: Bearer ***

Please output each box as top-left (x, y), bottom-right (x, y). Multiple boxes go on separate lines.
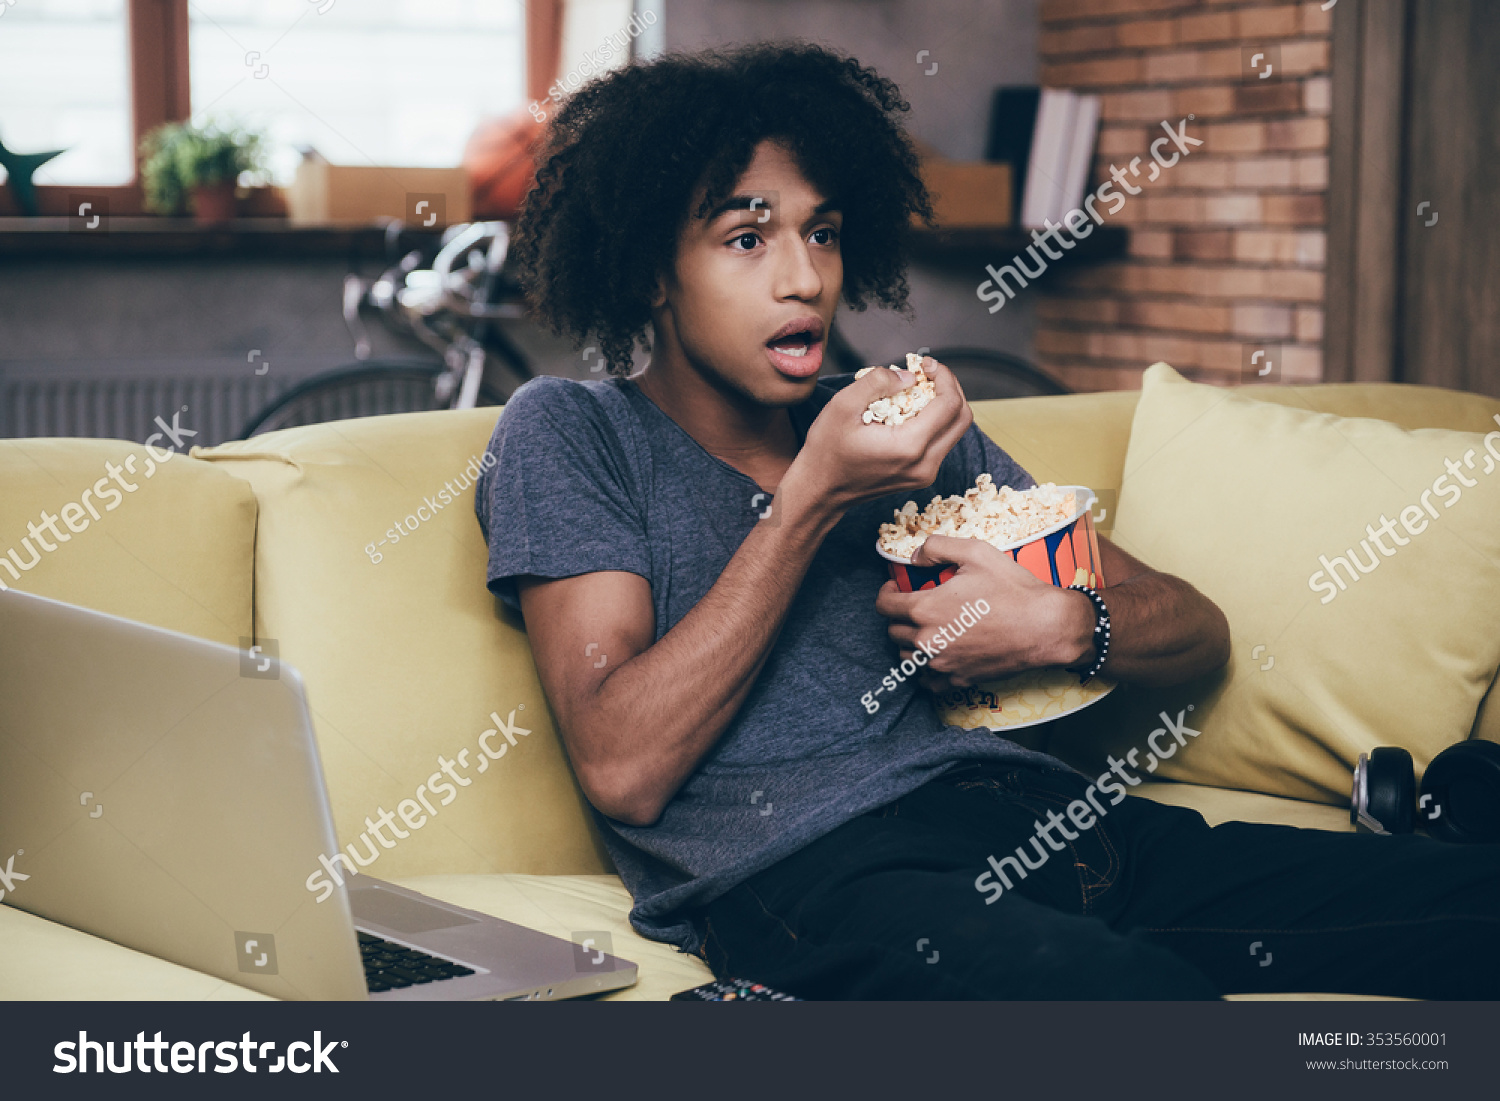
top-left (875, 486), bottom-right (1117, 731)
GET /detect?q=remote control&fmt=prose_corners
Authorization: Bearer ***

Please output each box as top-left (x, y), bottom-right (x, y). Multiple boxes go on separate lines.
top-left (671, 977), bottom-right (801, 1001)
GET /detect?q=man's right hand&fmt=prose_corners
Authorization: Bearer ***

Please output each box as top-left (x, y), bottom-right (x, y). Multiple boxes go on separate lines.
top-left (788, 355), bottom-right (973, 517)
top-left (516, 358), bottom-right (972, 827)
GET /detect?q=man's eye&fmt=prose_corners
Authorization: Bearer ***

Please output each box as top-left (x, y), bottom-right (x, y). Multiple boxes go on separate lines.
top-left (730, 232), bottom-right (761, 251)
top-left (811, 227), bottom-right (839, 245)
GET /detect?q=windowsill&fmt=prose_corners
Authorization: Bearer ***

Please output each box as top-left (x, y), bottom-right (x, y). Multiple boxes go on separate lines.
top-left (0, 217), bottom-right (444, 260)
top-left (0, 218), bottom-right (1129, 265)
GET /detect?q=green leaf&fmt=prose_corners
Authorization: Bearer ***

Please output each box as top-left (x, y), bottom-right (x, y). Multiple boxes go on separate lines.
top-left (138, 120), bottom-right (267, 214)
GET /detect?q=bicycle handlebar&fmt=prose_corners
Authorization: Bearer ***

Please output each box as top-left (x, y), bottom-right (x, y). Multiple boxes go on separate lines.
top-left (430, 221), bottom-right (515, 318)
top-left (342, 218), bottom-right (529, 377)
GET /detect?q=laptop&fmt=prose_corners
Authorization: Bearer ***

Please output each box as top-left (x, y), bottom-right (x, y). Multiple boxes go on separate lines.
top-left (0, 589), bottom-right (636, 1001)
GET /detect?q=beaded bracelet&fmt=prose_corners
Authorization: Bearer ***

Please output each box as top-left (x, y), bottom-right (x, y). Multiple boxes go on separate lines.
top-left (1064, 584), bottom-right (1111, 684)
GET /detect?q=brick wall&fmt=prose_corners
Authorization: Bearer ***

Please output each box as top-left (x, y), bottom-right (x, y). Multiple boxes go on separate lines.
top-left (1034, 0), bottom-right (1333, 391)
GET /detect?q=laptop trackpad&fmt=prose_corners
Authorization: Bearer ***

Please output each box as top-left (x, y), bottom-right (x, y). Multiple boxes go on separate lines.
top-left (350, 885), bottom-right (480, 934)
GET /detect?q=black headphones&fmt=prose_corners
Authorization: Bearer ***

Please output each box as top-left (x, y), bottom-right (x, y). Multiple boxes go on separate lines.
top-left (1350, 740), bottom-right (1500, 843)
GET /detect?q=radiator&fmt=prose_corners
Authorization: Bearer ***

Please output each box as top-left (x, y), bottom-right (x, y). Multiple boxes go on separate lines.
top-left (1, 360), bottom-right (358, 448)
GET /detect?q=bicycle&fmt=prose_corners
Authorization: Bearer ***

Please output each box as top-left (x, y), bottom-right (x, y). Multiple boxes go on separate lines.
top-left (238, 220), bottom-right (533, 438)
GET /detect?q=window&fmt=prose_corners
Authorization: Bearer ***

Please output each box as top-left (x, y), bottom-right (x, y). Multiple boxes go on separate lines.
top-left (0, 0), bottom-right (134, 185)
top-left (187, 0), bottom-right (525, 186)
top-left (0, 0), bottom-right (534, 214)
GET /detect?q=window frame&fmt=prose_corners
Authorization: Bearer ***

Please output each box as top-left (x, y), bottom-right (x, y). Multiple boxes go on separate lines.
top-left (3, 0), bottom-right (556, 218)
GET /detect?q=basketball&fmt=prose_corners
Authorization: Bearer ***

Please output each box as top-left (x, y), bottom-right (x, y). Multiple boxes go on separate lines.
top-left (465, 109), bottom-right (545, 220)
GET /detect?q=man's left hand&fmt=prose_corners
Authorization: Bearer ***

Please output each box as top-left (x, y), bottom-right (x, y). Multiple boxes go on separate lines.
top-left (874, 534), bottom-right (1091, 694)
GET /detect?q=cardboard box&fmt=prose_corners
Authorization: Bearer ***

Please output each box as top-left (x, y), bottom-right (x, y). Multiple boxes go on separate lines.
top-left (285, 162), bottom-right (472, 227)
top-left (916, 159), bottom-right (1013, 228)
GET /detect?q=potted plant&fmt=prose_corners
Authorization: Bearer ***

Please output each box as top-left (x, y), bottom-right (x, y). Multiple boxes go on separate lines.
top-left (140, 121), bottom-right (266, 223)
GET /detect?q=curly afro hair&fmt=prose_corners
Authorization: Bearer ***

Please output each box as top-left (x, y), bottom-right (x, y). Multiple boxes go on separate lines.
top-left (510, 41), bottom-right (936, 377)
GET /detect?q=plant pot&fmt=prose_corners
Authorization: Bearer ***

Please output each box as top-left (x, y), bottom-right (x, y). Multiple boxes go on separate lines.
top-left (191, 180), bottom-right (238, 224)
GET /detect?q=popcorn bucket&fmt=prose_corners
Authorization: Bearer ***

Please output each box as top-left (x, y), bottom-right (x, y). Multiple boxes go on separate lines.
top-left (875, 485), bottom-right (1117, 732)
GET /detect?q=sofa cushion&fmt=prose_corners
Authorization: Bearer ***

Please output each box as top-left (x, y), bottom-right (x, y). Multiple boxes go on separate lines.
top-left (0, 783), bottom-right (1394, 1000)
top-left (0, 872), bottom-right (710, 1001)
top-left (1131, 777), bottom-right (1352, 832)
top-left (969, 378), bottom-right (1500, 746)
top-left (0, 438), bottom-right (254, 645)
top-left (1041, 363), bottom-right (1500, 805)
top-left (0, 901), bottom-right (273, 1001)
top-left (1473, 668), bottom-right (1500, 745)
top-left (193, 411), bottom-right (613, 881)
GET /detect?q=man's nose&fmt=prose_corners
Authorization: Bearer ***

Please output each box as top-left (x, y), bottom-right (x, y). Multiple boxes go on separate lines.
top-left (775, 238), bottom-right (824, 301)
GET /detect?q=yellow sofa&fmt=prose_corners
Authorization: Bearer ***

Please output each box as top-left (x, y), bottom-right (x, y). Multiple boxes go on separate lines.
top-left (2, 375), bottom-right (1496, 1001)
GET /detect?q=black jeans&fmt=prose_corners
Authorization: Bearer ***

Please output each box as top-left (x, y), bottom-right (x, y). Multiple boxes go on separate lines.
top-left (693, 761), bottom-right (1500, 999)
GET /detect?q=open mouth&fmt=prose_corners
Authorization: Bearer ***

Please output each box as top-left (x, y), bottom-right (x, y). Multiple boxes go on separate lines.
top-left (765, 317), bottom-right (826, 376)
top-left (768, 332), bottom-right (816, 357)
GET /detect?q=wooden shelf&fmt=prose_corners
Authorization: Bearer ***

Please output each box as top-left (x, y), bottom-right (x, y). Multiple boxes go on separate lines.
top-left (907, 223), bottom-right (1128, 266)
top-left (0, 217), bottom-right (443, 260)
top-left (0, 217), bottom-right (1129, 268)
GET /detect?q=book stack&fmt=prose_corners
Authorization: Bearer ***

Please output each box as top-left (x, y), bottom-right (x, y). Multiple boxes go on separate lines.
top-left (987, 86), bottom-right (1102, 230)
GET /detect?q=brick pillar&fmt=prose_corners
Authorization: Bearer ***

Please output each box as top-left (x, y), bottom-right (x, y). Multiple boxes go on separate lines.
top-left (1036, 0), bottom-right (1333, 391)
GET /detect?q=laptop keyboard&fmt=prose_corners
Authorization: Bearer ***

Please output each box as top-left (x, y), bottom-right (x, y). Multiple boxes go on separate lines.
top-left (358, 931), bottom-right (476, 992)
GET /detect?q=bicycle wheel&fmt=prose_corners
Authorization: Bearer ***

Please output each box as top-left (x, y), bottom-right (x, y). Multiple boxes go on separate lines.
top-left (238, 360), bottom-right (508, 439)
top-left (924, 347), bottom-right (1072, 399)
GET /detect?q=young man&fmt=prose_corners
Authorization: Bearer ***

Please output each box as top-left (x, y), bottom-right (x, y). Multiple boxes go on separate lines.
top-left (475, 44), bottom-right (1500, 999)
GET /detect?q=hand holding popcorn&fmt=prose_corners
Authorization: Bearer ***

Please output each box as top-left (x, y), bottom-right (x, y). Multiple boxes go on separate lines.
top-left (856, 352), bottom-right (937, 426)
top-left (784, 354), bottom-right (973, 519)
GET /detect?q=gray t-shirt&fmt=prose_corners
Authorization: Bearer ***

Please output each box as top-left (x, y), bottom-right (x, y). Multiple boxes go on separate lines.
top-left (474, 373), bottom-right (1072, 951)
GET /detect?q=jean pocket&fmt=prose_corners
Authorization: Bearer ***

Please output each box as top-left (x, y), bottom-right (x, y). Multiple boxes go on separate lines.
top-left (1002, 772), bottom-right (1121, 913)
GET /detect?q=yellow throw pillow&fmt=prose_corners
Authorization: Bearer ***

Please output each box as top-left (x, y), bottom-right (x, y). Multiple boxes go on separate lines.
top-left (1053, 363), bottom-right (1500, 805)
top-left (0, 438), bottom-right (255, 646)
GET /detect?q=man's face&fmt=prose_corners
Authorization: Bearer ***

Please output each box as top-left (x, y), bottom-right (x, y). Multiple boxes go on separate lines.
top-left (654, 139), bottom-right (843, 406)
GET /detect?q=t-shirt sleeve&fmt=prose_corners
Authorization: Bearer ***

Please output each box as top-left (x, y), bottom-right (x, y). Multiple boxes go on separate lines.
top-left (473, 378), bottom-right (650, 612)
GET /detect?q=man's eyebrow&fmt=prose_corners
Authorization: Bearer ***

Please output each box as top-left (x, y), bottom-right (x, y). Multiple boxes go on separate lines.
top-left (705, 195), bottom-right (842, 221)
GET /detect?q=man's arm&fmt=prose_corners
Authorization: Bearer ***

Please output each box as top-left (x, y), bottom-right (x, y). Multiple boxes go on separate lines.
top-left (517, 481), bottom-right (840, 828)
top-left (516, 363), bottom-right (974, 827)
top-left (877, 533), bottom-right (1230, 691)
top-left (1053, 535), bottom-right (1231, 688)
